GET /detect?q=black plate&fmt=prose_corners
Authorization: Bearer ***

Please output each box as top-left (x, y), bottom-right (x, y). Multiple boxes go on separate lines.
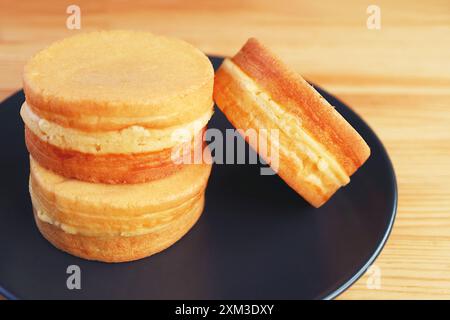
top-left (0, 56), bottom-right (397, 300)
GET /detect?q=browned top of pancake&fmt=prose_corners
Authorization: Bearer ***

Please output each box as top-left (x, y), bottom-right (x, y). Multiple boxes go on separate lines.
top-left (23, 31), bottom-right (214, 127)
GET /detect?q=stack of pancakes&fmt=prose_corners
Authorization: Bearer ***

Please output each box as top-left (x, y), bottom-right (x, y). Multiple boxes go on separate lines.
top-left (20, 31), bottom-right (214, 262)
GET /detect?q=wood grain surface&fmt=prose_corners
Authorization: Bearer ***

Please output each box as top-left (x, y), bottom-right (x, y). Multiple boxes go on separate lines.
top-left (1, 0), bottom-right (449, 300)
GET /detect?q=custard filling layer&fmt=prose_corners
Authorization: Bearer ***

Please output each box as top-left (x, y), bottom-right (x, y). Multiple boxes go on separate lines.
top-left (222, 59), bottom-right (349, 190)
top-left (31, 181), bottom-right (204, 237)
top-left (21, 102), bottom-right (212, 154)
top-left (33, 201), bottom-right (203, 237)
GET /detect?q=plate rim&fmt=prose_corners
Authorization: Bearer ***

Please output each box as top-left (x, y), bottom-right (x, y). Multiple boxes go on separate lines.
top-left (311, 86), bottom-right (398, 300)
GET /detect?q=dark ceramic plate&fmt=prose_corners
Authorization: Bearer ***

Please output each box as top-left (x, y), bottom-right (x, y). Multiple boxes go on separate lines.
top-left (0, 56), bottom-right (397, 300)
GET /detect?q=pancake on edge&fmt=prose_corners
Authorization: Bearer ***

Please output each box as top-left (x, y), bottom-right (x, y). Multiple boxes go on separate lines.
top-left (213, 38), bottom-right (370, 207)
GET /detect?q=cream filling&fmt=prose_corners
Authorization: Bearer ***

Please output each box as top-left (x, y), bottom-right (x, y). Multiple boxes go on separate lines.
top-left (222, 59), bottom-right (349, 189)
top-left (35, 207), bottom-right (79, 235)
top-left (29, 178), bottom-right (204, 237)
top-left (35, 206), bottom-right (170, 237)
top-left (32, 187), bottom-right (202, 237)
top-left (21, 102), bottom-right (212, 154)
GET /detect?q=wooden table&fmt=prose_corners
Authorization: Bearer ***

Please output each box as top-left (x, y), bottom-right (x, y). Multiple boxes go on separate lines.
top-left (1, 0), bottom-right (449, 299)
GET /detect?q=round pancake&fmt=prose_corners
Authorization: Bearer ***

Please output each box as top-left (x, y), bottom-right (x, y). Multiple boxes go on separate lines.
top-left (23, 30), bottom-right (214, 130)
top-left (29, 157), bottom-right (211, 262)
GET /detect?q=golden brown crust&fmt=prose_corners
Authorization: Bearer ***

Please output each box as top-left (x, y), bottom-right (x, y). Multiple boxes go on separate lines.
top-left (230, 38), bottom-right (370, 176)
top-left (25, 127), bottom-right (206, 184)
top-left (33, 196), bottom-right (204, 263)
top-left (23, 31), bottom-right (214, 129)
